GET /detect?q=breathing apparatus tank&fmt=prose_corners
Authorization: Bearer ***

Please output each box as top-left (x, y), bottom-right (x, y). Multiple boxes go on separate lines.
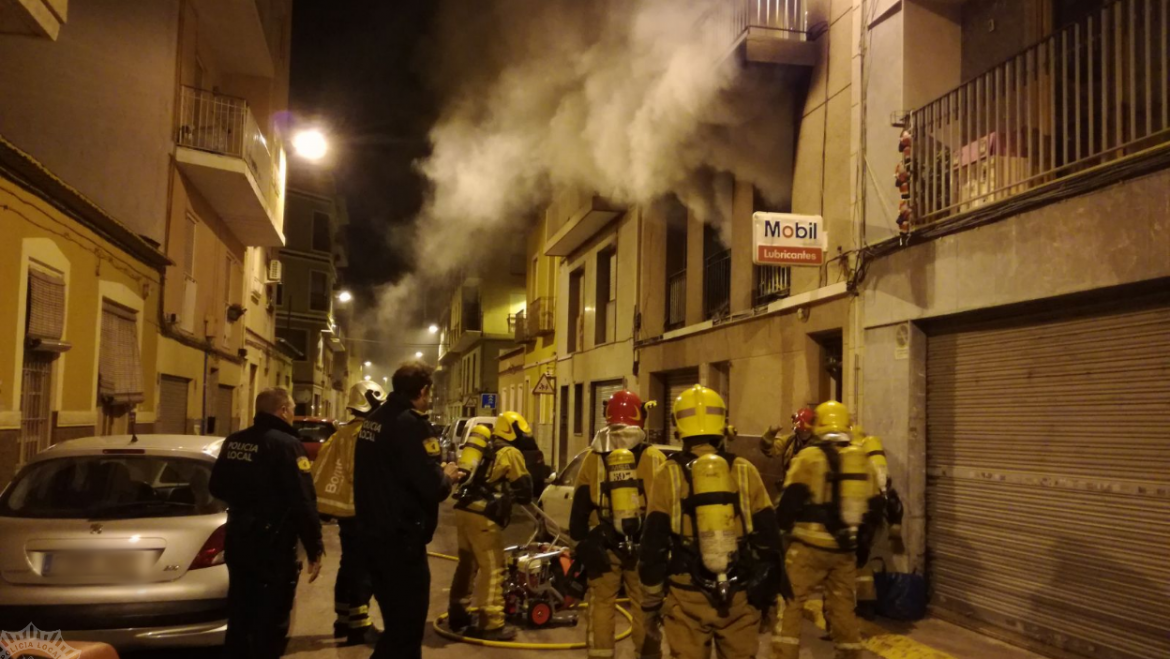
top-left (605, 447), bottom-right (640, 537)
top-left (837, 443), bottom-right (870, 529)
top-left (691, 453), bottom-right (738, 582)
top-left (457, 426), bottom-right (492, 480)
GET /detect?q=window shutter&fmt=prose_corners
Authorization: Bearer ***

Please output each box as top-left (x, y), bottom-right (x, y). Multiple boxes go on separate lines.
top-left (99, 301), bottom-right (145, 405)
top-left (26, 269), bottom-right (65, 341)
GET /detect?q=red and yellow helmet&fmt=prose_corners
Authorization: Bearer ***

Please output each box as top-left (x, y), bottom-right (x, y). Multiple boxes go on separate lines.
top-left (792, 407), bottom-right (815, 432)
top-left (605, 390), bottom-right (646, 428)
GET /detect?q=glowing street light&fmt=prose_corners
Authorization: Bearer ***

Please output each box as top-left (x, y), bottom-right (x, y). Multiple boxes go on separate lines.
top-left (363, 361), bottom-right (372, 367)
top-left (427, 324), bottom-right (439, 334)
top-left (292, 129), bottom-right (328, 160)
top-left (337, 290), bottom-right (352, 303)
top-left (363, 375), bottom-right (371, 381)
top-left (415, 351), bottom-right (423, 358)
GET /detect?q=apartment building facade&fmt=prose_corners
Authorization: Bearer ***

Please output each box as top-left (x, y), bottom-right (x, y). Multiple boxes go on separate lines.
top-left (0, 0), bottom-right (294, 481)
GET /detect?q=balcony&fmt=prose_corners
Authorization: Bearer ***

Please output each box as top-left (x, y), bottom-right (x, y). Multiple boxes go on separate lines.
top-left (544, 188), bottom-right (625, 257)
top-left (527, 297), bottom-right (556, 337)
top-left (666, 269), bottom-right (687, 331)
top-left (907, 0), bottom-right (1170, 228)
top-left (0, 0), bottom-right (66, 40)
top-left (511, 309), bottom-right (530, 343)
top-left (175, 86), bottom-right (284, 247)
top-left (704, 250), bottom-right (731, 320)
top-left (700, 0), bottom-right (817, 67)
top-left (448, 302), bottom-right (483, 354)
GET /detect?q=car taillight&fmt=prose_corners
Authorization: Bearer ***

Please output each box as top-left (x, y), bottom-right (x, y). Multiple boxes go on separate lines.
top-left (190, 525), bottom-right (227, 570)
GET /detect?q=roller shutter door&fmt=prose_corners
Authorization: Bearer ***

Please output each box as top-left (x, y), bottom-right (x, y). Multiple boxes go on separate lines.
top-left (591, 380), bottom-right (625, 438)
top-left (157, 376), bottom-right (189, 435)
top-left (926, 301), bottom-right (1170, 659)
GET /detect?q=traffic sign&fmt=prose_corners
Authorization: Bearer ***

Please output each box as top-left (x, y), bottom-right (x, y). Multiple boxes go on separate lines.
top-left (532, 373), bottom-right (556, 395)
top-left (480, 393), bottom-right (498, 409)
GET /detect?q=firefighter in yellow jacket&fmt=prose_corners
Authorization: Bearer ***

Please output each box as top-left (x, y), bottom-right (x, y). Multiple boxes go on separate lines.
top-left (448, 411), bottom-right (534, 640)
top-left (639, 385), bottom-right (782, 659)
top-left (311, 381), bottom-right (385, 645)
top-left (571, 390), bottom-right (666, 659)
top-left (850, 424), bottom-right (904, 619)
top-left (773, 401), bottom-right (882, 659)
top-left (760, 406), bottom-right (816, 494)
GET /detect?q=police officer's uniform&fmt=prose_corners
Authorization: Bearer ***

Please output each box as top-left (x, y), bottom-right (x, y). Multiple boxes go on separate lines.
top-left (353, 391), bottom-right (452, 659)
top-left (210, 411), bottom-right (324, 659)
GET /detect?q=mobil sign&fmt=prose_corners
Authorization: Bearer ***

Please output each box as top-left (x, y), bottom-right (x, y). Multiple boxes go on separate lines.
top-left (752, 212), bottom-right (827, 266)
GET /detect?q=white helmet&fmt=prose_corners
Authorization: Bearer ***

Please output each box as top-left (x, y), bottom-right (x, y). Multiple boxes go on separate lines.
top-left (590, 424), bottom-right (647, 453)
top-left (347, 381), bottom-right (386, 415)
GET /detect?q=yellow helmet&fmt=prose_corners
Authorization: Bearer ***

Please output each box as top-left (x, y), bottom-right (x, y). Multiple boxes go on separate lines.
top-left (493, 411), bottom-right (532, 443)
top-left (672, 385), bottom-right (727, 440)
top-left (814, 400), bottom-right (851, 436)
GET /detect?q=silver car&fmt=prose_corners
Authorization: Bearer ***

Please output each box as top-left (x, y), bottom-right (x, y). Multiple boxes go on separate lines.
top-left (0, 434), bottom-right (229, 650)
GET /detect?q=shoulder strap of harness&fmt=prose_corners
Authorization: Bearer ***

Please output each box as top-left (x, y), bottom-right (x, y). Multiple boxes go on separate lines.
top-left (454, 445), bottom-right (498, 510)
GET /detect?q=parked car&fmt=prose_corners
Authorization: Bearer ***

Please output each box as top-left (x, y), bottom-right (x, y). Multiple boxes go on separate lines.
top-left (293, 416), bottom-right (338, 461)
top-left (0, 434), bottom-right (230, 650)
top-left (538, 444), bottom-right (678, 534)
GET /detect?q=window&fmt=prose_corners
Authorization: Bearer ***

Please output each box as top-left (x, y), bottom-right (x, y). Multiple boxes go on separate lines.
top-left (312, 211), bottom-right (331, 252)
top-left (276, 327), bottom-right (308, 360)
top-left (568, 268), bottom-right (584, 353)
top-left (573, 383), bottom-right (584, 435)
top-left (273, 283), bottom-right (284, 307)
top-left (595, 249), bottom-right (616, 345)
top-left (530, 257), bottom-right (539, 300)
top-left (309, 271), bottom-right (329, 311)
top-left (98, 301), bottom-right (144, 406)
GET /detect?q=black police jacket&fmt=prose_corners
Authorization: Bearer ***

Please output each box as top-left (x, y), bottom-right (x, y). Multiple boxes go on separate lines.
top-left (353, 392), bottom-right (452, 546)
top-left (209, 413), bottom-right (325, 561)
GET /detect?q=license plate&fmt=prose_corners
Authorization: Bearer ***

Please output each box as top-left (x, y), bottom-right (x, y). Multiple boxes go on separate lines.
top-left (43, 551), bottom-right (154, 577)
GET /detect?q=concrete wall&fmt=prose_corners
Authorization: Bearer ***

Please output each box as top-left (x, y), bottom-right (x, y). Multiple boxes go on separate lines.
top-left (0, 0), bottom-right (179, 244)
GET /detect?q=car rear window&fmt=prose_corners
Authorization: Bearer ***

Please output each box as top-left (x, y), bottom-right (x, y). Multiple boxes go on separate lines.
top-left (295, 422), bottom-right (335, 443)
top-left (0, 456), bottom-right (224, 519)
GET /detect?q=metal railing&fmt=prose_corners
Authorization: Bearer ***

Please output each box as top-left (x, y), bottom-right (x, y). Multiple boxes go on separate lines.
top-left (754, 265), bottom-right (791, 306)
top-left (512, 310), bottom-right (530, 343)
top-left (177, 86), bottom-right (274, 211)
top-left (702, 0), bottom-right (808, 54)
top-left (908, 0), bottom-right (1169, 226)
top-left (704, 250), bottom-right (732, 320)
top-left (528, 297), bottom-right (556, 336)
top-left (666, 269), bottom-right (687, 330)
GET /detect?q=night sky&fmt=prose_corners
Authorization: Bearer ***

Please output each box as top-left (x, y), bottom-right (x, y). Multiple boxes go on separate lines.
top-left (289, 0), bottom-right (438, 298)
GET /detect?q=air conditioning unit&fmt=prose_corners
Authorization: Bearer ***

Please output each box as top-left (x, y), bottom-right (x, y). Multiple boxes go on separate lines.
top-left (266, 259), bottom-right (283, 283)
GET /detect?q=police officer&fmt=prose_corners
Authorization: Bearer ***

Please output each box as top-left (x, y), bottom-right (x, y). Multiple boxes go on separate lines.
top-left (210, 387), bottom-right (324, 659)
top-left (773, 401), bottom-right (882, 659)
top-left (354, 362), bottom-right (460, 659)
top-left (448, 411), bottom-right (534, 640)
top-left (571, 390), bottom-right (666, 659)
top-left (640, 385), bottom-right (782, 659)
top-left (760, 406), bottom-right (816, 486)
top-left (312, 381), bottom-right (386, 645)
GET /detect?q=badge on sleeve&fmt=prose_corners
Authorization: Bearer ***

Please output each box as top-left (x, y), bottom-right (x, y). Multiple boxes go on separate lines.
top-left (423, 437), bottom-right (441, 457)
top-left (297, 456), bottom-right (312, 473)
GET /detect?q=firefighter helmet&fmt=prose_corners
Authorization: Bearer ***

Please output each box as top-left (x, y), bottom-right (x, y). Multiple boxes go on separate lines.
top-left (492, 410), bottom-right (532, 443)
top-left (346, 381), bottom-right (386, 415)
top-left (792, 406), bottom-right (816, 432)
top-left (814, 400), bottom-right (851, 437)
top-left (672, 385), bottom-right (727, 440)
top-left (605, 390), bottom-right (647, 428)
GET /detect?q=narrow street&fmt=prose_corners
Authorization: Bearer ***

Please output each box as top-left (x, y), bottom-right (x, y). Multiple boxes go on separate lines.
top-left (128, 503), bottom-right (1046, 659)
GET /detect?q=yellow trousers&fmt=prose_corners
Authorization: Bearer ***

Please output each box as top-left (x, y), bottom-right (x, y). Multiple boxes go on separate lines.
top-left (449, 509), bottom-right (506, 630)
top-left (586, 550), bottom-right (661, 659)
top-left (662, 587), bottom-right (759, 659)
top-left (774, 543), bottom-right (863, 659)
top-left (856, 561), bottom-right (876, 604)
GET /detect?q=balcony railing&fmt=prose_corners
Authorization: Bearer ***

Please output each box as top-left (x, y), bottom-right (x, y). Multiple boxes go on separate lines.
top-left (754, 265), bottom-right (791, 306)
top-left (512, 310), bottom-right (531, 343)
top-left (702, 0), bottom-right (808, 55)
top-left (177, 86), bottom-right (274, 208)
top-left (908, 0), bottom-right (1169, 227)
top-left (704, 250), bottom-right (732, 320)
top-left (666, 269), bottom-right (687, 330)
top-left (527, 297), bottom-right (556, 337)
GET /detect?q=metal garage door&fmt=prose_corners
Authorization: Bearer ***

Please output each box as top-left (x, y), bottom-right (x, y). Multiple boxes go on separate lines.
top-left (157, 376), bottom-right (189, 435)
top-left (591, 380), bottom-right (625, 438)
top-left (926, 301), bottom-right (1170, 659)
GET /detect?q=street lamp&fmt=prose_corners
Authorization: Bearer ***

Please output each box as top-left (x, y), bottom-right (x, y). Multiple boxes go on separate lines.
top-left (337, 290), bottom-right (352, 303)
top-left (428, 324), bottom-right (439, 334)
top-left (415, 351), bottom-right (423, 358)
top-left (364, 361), bottom-right (372, 367)
top-left (363, 375), bottom-right (371, 381)
top-left (292, 129), bottom-right (328, 160)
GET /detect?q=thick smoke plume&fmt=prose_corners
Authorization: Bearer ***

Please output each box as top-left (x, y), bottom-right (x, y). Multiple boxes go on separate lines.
top-left (368, 0), bottom-right (798, 354)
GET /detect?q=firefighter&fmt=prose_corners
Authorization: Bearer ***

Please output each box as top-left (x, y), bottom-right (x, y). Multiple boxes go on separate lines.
top-left (312, 381), bottom-right (385, 645)
top-left (850, 423), bottom-right (905, 620)
top-left (210, 388), bottom-right (324, 659)
top-left (570, 390), bottom-right (667, 659)
top-left (448, 411), bottom-right (535, 640)
top-left (773, 401), bottom-right (883, 659)
top-left (760, 406), bottom-right (817, 487)
top-left (640, 385), bottom-right (782, 659)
